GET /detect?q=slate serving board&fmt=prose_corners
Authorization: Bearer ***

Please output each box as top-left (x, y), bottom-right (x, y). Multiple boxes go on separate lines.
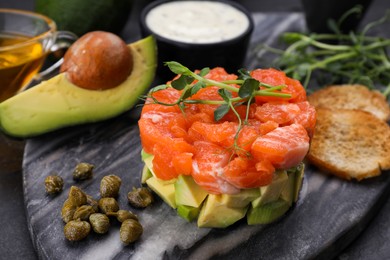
top-left (23, 13), bottom-right (390, 260)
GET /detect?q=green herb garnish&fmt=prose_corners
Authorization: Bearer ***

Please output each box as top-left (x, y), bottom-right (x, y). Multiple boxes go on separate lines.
top-left (145, 61), bottom-right (291, 155)
top-left (260, 7), bottom-right (390, 97)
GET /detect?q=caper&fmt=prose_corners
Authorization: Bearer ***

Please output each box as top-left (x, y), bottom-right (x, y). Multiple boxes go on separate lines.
top-left (107, 210), bottom-right (138, 223)
top-left (89, 213), bottom-right (110, 234)
top-left (68, 186), bottom-right (87, 206)
top-left (73, 162), bottom-right (94, 181)
top-left (86, 195), bottom-right (99, 213)
top-left (73, 205), bottom-right (95, 221)
top-left (98, 197), bottom-right (119, 214)
top-left (127, 187), bottom-right (154, 208)
top-left (61, 198), bottom-right (77, 223)
top-left (64, 220), bottom-right (91, 241)
top-left (120, 219), bottom-right (143, 244)
top-left (100, 175), bottom-right (122, 198)
top-left (44, 175), bottom-right (64, 195)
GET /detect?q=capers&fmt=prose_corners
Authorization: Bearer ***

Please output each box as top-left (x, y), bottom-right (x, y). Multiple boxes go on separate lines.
top-left (64, 220), bottom-right (91, 241)
top-left (61, 199), bottom-right (77, 223)
top-left (98, 197), bottom-right (119, 214)
top-left (127, 187), bottom-right (154, 208)
top-left (107, 210), bottom-right (138, 223)
top-left (120, 219), bottom-right (143, 244)
top-left (73, 205), bottom-right (96, 221)
top-left (100, 175), bottom-right (122, 198)
top-left (89, 213), bottom-right (110, 234)
top-left (73, 162), bottom-right (94, 181)
top-left (50, 164), bottom-right (147, 245)
top-left (61, 186), bottom-right (88, 223)
top-left (86, 195), bottom-right (99, 213)
top-left (44, 175), bottom-right (64, 194)
top-left (68, 186), bottom-right (87, 206)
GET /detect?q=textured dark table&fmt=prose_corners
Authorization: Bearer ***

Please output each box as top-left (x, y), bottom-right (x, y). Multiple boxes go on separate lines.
top-left (0, 0), bottom-right (389, 259)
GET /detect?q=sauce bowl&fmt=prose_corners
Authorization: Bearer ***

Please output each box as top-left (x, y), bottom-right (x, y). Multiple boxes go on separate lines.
top-left (140, 0), bottom-right (254, 81)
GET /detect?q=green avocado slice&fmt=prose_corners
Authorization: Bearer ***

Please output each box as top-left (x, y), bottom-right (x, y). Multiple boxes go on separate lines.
top-left (197, 194), bottom-right (248, 228)
top-left (175, 175), bottom-right (208, 207)
top-left (0, 36), bottom-right (157, 137)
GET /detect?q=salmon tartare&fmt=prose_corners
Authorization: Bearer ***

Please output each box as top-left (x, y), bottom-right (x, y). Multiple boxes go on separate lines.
top-left (139, 63), bottom-right (316, 227)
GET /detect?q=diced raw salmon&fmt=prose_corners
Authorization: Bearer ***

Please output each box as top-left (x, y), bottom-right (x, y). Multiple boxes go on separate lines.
top-left (192, 141), bottom-right (240, 194)
top-left (221, 156), bottom-right (274, 189)
top-left (251, 68), bottom-right (306, 104)
top-left (255, 102), bottom-right (301, 125)
top-left (251, 124), bottom-right (310, 169)
top-left (152, 139), bottom-right (194, 180)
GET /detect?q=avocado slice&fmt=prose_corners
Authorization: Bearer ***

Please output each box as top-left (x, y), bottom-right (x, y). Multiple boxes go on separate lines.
top-left (220, 188), bottom-right (260, 208)
top-left (280, 170), bottom-right (295, 206)
top-left (141, 165), bottom-right (153, 184)
top-left (143, 149), bottom-right (305, 227)
top-left (175, 175), bottom-right (208, 207)
top-left (177, 205), bottom-right (200, 222)
top-left (281, 163), bottom-right (305, 204)
top-left (143, 154), bottom-right (156, 177)
top-left (0, 36), bottom-right (157, 137)
top-left (141, 149), bottom-right (153, 161)
top-left (146, 176), bottom-right (176, 209)
top-left (293, 163), bottom-right (305, 202)
top-left (251, 170), bottom-right (288, 208)
top-left (247, 199), bottom-right (291, 225)
top-left (197, 194), bottom-right (248, 228)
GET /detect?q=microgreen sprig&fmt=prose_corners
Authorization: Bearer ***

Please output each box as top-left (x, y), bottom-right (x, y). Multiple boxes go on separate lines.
top-left (259, 8), bottom-right (390, 98)
top-left (148, 61), bottom-right (290, 122)
top-left (145, 61), bottom-right (291, 155)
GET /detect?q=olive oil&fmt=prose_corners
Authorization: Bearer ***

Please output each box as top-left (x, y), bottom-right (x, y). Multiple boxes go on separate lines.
top-left (0, 32), bottom-right (45, 102)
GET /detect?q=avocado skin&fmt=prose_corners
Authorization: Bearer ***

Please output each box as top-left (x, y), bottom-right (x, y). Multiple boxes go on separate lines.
top-left (35, 0), bottom-right (132, 36)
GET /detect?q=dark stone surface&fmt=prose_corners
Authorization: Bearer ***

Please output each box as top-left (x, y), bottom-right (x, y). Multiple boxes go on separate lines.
top-left (1, 0), bottom-right (390, 259)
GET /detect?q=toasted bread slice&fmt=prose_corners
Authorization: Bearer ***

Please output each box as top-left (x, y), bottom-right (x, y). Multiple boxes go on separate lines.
top-left (307, 108), bottom-right (390, 180)
top-left (308, 84), bottom-right (390, 121)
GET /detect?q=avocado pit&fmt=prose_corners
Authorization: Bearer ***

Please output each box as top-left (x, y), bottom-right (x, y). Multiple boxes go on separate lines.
top-left (60, 31), bottom-right (133, 90)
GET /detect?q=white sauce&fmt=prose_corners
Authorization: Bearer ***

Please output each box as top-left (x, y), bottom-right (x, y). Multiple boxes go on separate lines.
top-left (145, 1), bottom-right (250, 44)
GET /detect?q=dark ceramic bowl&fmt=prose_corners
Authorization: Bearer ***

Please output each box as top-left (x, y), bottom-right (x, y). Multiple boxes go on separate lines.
top-left (140, 0), bottom-right (254, 81)
top-left (301, 0), bottom-right (372, 34)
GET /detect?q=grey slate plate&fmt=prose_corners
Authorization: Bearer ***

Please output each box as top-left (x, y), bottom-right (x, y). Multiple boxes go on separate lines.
top-left (22, 109), bottom-right (390, 260)
top-left (23, 13), bottom-right (390, 260)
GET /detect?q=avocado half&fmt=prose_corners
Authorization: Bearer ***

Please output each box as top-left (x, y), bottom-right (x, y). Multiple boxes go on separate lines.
top-left (141, 150), bottom-right (304, 228)
top-left (0, 36), bottom-right (157, 138)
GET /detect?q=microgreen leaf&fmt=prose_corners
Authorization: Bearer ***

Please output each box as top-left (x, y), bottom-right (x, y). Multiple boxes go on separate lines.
top-left (191, 81), bottom-right (205, 95)
top-left (171, 75), bottom-right (189, 90)
top-left (237, 68), bottom-right (252, 80)
top-left (198, 67), bottom-right (210, 77)
top-left (218, 89), bottom-right (232, 103)
top-left (181, 88), bottom-right (193, 100)
top-left (165, 61), bottom-right (190, 75)
top-left (238, 78), bottom-right (260, 98)
top-left (149, 84), bottom-right (168, 93)
top-left (214, 104), bottom-right (230, 121)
